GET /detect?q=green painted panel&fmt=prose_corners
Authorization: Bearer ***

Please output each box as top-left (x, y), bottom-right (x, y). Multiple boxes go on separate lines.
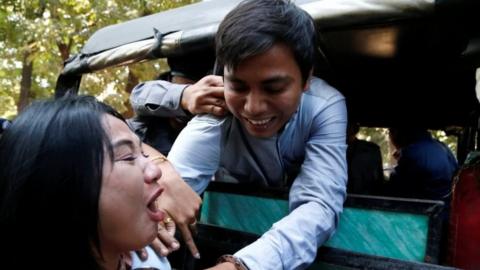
top-left (326, 208), bottom-right (428, 262)
top-left (201, 192), bottom-right (288, 234)
top-left (201, 192), bottom-right (429, 262)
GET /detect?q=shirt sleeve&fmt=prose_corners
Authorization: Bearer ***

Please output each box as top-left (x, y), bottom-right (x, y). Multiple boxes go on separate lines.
top-left (167, 114), bottom-right (223, 193)
top-left (235, 95), bottom-right (348, 270)
top-left (130, 80), bottom-right (190, 118)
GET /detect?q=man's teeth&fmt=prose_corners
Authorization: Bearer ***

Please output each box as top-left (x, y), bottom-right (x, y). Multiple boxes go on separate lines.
top-left (248, 118), bottom-right (271, 125)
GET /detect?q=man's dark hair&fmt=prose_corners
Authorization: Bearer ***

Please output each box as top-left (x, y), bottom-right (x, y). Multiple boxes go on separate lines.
top-left (389, 127), bottom-right (430, 149)
top-left (216, 0), bottom-right (317, 84)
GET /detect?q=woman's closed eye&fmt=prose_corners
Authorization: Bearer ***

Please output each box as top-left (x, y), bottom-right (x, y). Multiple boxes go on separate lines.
top-left (116, 153), bottom-right (138, 162)
top-left (115, 150), bottom-right (149, 162)
top-left (112, 138), bottom-right (147, 163)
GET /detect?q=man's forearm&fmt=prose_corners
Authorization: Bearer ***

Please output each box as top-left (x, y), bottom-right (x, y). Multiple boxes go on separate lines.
top-left (130, 80), bottom-right (189, 117)
top-left (234, 202), bottom-right (338, 270)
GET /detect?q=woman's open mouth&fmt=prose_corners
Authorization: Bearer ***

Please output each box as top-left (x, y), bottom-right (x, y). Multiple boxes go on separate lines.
top-left (146, 188), bottom-right (165, 222)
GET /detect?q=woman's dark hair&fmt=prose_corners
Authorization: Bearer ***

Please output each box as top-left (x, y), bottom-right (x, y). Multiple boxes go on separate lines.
top-left (215, 0), bottom-right (318, 84)
top-left (0, 95), bottom-right (124, 268)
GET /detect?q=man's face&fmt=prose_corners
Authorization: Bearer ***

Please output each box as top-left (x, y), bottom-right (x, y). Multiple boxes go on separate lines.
top-left (223, 43), bottom-right (308, 138)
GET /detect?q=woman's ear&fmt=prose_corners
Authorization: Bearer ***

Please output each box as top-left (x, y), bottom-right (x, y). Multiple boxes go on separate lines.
top-left (302, 69), bottom-right (314, 92)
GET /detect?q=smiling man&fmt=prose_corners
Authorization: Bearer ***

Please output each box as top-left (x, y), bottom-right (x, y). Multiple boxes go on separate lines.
top-left (168, 0), bottom-right (348, 269)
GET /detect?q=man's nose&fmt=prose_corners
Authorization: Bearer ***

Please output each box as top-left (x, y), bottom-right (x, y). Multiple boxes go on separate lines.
top-left (244, 90), bottom-right (267, 115)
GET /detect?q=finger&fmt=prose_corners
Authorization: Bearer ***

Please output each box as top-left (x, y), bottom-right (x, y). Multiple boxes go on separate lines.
top-left (213, 98), bottom-right (226, 108)
top-left (158, 223), bottom-right (179, 251)
top-left (210, 105), bottom-right (226, 116)
top-left (203, 75), bottom-right (224, 86)
top-left (122, 252), bottom-right (133, 265)
top-left (189, 222), bottom-right (198, 236)
top-left (164, 218), bottom-right (176, 237)
top-left (179, 224), bottom-right (200, 259)
top-left (134, 248), bottom-right (148, 261)
top-left (199, 98), bottom-right (228, 113)
top-left (206, 87), bottom-right (225, 97)
top-left (198, 96), bottom-right (226, 107)
top-left (151, 237), bottom-right (172, 257)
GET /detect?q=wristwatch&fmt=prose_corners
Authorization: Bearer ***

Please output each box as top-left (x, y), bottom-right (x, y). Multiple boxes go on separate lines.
top-left (216, 254), bottom-right (249, 270)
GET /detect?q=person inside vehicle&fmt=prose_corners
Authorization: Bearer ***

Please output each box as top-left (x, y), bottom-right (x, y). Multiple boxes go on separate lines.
top-left (132, 0), bottom-right (348, 269)
top-left (386, 127), bottom-right (458, 215)
top-left (0, 95), bottom-right (174, 269)
top-left (346, 122), bottom-right (384, 195)
top-left (130, 51), bottom-right (228, 155)
top-left (386, 127), bottom-right (458, 263)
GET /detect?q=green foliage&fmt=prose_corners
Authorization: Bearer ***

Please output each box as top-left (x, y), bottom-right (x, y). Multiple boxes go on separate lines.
top-left (0, 0), bottom-right (198, 118)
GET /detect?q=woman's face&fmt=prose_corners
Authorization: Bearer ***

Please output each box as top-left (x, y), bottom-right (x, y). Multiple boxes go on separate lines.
top-left (98, 115), bottom-right (165, 253)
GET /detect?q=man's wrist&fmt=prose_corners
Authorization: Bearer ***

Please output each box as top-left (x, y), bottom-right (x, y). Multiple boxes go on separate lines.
top-left (216, 255), bottom-right (249, 270)
top-left (180, 85), bottom-right (192, 113)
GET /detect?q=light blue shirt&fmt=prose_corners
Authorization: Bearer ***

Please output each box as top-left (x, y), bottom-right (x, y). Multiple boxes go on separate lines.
top-left (130, 246), bottom-right (171, 270)
top-left (168, 77), bottom-right (348, 270)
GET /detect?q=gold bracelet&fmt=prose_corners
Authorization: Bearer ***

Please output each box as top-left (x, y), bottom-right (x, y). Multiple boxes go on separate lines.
top-left (217, 255), bottom-right (249, 270)
top-left (150, 156), bottom-right (168, 163)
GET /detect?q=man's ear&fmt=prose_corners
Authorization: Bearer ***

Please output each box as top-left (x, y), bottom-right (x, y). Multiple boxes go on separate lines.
top-left (302, 69), bottom-right (314, 92)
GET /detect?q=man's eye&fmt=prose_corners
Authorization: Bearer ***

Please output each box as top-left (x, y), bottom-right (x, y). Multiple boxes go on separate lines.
top-left (264, 84), bottom-right (287, 93)
top-left (228, 83), bottom-right (248, 93)
top-left (265, 87), bottom-right (283, 93)
top-left (231, 87), bottom-right (247, 93)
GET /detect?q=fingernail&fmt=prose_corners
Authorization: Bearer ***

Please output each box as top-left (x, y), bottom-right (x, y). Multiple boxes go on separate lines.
top-left (141, 250), bottom-right (148, 260)
top-left (161, 248), bottom-right (168, 255)
top-left (193, 252), bottom-right (201, 259)
top-left (171, 242), bottom-right (180, 249)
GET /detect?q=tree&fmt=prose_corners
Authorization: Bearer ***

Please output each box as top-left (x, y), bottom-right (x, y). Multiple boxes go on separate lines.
top-left (0, 0), bottom-right (198, 119)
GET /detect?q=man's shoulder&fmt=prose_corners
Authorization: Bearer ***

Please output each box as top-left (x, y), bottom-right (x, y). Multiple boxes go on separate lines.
top-left (187, 114), bottom-right (231, 132)
top-left (192, 113), bottom-right (229, 124)
top-left (304, 77), bottom-right (344, 101)
top-left (296, 77), bottom-right (346, 118)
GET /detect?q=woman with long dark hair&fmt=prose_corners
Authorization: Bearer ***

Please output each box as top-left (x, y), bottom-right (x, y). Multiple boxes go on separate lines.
top-left (0, 95), bottom-right (169, 269)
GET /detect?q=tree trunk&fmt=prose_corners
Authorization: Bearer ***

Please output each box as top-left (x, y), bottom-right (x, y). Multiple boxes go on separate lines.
top-left (123, 68), bottom-right (139, 118)
top-left (57, 39), bottom-right (72, 62)
top-left (17, 50), bottom-right (33, 113)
